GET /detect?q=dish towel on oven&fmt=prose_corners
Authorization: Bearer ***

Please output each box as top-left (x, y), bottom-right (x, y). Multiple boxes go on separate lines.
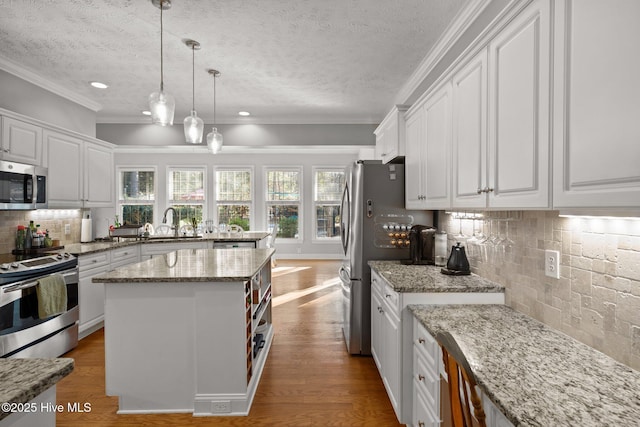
top-left (36, 274), bottom-right (67, 318)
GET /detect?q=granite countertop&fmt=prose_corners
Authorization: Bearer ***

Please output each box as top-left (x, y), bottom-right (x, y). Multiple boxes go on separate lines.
top-left (0, 358), bottom-right (74, 420)
top-left (92, 247), bottom-right (275, 283)
top-left (65, 231), bottom-right (271, 256)
top-left (409, 304), bottom-right (640, 426)
top-left (368, 260), bottom-right (504, 293)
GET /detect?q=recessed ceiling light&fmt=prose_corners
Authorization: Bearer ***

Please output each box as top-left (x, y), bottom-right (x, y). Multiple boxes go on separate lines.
top-left (238, 111), bottom-right (250, 117)
top-left (90, 81), bottom-right (108, 89)
top-left (141, 110), bottom-right (151, 116)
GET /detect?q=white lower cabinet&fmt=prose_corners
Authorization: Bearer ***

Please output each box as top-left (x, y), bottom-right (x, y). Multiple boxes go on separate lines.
top-left (370, 268), bottom-right (504, 425)
top-left (78, 251), bottom-right (110, 338)
top-left (372, 274), bottom-right (402, 414)
top-left (140, 241), bottom-right (208, 260)
top-left (78, 245), bottom-right (141, 338)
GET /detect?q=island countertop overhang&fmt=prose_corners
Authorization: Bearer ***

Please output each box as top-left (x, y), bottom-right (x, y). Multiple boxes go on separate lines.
top-left (92, 248), bottom-right (275, 283)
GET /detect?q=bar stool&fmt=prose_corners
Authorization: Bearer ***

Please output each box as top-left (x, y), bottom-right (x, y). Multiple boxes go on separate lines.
top-left (436, 332), bottom-right (486, 427)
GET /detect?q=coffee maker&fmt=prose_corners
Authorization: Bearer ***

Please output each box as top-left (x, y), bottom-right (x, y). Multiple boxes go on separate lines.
top-left (401, 225), bottom-right (436, 265)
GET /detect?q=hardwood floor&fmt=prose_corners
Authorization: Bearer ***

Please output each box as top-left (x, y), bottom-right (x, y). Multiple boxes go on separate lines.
top-left (56, 260), bottom-right (401, 426)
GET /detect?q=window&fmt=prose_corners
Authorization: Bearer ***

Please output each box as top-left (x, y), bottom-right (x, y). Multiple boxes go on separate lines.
top-left (215, 168), bottom-right (252, 230)
top-left (118, 168), bottom-right (155, 225)
top-left (314, 168), bottom-right (344, 239)
top-left (266, 168), bottom-right (302, 239)
top-left (167, 167), bottom-right (205, 226)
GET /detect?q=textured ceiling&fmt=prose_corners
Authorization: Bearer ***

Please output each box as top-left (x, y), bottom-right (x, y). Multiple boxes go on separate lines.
top-left (0, 0), bottom-right (469, 124)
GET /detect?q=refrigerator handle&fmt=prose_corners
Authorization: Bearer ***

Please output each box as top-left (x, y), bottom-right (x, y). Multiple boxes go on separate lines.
top-left (366, 199), bottom-right (373, 218)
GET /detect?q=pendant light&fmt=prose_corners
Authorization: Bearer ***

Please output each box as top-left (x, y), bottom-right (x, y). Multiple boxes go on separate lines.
top-left (206, 69), bottom-right (223, 154)
top-left (183, 39), bottom-right (204, 144)
top-left (148, 0), bottom-right (175, 126)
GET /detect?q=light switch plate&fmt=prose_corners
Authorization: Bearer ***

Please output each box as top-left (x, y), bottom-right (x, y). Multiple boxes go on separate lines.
top-left (545, 250), bottom-right (560, 279)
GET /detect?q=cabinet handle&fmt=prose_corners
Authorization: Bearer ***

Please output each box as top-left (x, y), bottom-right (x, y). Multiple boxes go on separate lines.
top-left (385, 294), bottom-right (391, 299)
top-left (418, 337), bottom-right (425, 344)
top-left (418, 374), bottom-right (425, 381)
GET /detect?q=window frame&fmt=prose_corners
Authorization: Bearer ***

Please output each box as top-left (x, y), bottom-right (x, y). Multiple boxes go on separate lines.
top-left (214, 166), bottom-right (254, 230)
top-left (312, 166), bottom-right (345, 242)
top-left (166, 165), bottom-right (207, 226)
top-left (117, 166), bottom-right (157, 226)
top-left (264, 166), bottom-right (303, 241)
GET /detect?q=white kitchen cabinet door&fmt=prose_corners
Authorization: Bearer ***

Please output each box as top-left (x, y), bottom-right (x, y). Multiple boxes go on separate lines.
top-left (423, 82), bottom-right (452, 209)
top-left (1, 116), bottom-right (42, 165)
top-left (84, 140), bottom-right (114, 207)
top-left (405, 105), bottom-right (428, 209)
top-left (78, 251), bottom-right (110, 338)
top-left (452, 50), bottom-right (488, 209)
top-left (487, 0), bottom-right (551, 209)
top-left (552, 0), bottom-right (640, 209)
top-left (371, 278), bottom-right (384, 371)
top-left (374, 105), bottom-right (408, 164)
top-left (43, 129), bottom-right (83, 208)
top-left (382, 307), bottom-right (401, 414)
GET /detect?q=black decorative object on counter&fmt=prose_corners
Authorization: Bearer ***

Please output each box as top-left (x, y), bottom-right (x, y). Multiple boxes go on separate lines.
top-left (441, 242), bottom-right (470, 276)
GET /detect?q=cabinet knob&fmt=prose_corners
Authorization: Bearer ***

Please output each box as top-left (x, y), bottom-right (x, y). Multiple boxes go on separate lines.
top-left (418, 374), bottom-right (425, 381)
top-left (477, 188), bottom-right (483, 194)
top-left (418, 337), bottom-right (425, 344)
top-left (419, 422), bottom-right (425, 427)
top-left (483, 186), bottom-right (494, 193)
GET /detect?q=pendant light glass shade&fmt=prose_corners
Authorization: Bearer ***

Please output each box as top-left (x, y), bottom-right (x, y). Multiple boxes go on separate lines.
top-left (149, 0), bottom-right (174, 126)
top-left (149, 90), bottom-right (175, 126)
top-left (206, 69), bottom-right (223, 154)
top-left (183, 40), bottom-right (203, 143)
top-left (185, 110), bottom-right (204, 144)
top-left (207, 127), bottom-right (223, 154)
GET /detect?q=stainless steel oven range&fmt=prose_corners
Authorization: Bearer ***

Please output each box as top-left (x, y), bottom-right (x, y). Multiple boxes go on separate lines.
top-left (0, 252), bottom-right (78, 358)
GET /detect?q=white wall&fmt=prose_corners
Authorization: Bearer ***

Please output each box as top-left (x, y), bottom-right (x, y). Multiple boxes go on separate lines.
top-left (102, 149), bottom-right (363, 259)
top-left (0, 70), bottom-right (97, 136)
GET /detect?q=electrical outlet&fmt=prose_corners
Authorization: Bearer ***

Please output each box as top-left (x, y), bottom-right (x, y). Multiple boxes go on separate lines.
top-left (545, 250), bottom-right (560, 279)
top-left (64, 224), bottom-right (71, 235)
top-left (211, 401), bottom-right (231, 413)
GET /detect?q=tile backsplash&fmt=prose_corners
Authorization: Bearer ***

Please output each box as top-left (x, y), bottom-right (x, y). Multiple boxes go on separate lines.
top-left (0, 210), bottom-right (83, 253)
top-left (440, 210), bottom-right (640, 371)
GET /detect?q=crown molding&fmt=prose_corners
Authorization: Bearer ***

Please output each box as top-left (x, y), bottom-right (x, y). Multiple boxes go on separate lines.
top-left (0, 55), bottom-right (102, 112)
top-left (112, 144), bottom-right (369, 155)
top-left (394, 0), bottom-right (493, 105)
top-left (97, 115), bottom-right (381, 125)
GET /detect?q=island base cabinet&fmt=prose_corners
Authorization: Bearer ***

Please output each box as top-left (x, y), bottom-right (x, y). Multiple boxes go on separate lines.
top-left (104, 279), bottom-right (272, 416)
top-left (0, 386), bottom-right (56, 427)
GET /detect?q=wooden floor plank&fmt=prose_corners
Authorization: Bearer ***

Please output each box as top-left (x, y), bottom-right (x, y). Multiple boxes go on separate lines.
top-left (56, 259), bottom-right (401, 426)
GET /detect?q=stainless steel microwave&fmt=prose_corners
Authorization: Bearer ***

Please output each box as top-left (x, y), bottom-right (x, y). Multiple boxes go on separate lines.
top-left (0, 160), bottom-right (47, 210)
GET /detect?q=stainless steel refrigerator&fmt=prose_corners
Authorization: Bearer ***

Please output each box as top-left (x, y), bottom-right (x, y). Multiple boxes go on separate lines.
top-left (338, 160), bottom-right (433, 355)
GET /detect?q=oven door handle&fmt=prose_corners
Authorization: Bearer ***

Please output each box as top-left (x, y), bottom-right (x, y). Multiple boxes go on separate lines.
top-left (3, 270), bottom-right (77, 293)
top-left (3, 280), bottom-right (39, 293)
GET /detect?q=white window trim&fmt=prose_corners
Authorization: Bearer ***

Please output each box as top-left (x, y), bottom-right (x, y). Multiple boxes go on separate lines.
top-left (312, 166), bottom-right (344, 242)
top-left (264, 166), bottom-right (303, 241)
top-left (213, 165), bottom-right (255, 230)
top-left (117, 165), bottom-right (157, 224)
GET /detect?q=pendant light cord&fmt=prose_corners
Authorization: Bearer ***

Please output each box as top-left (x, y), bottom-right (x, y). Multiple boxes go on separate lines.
top-left (159, 0), bottom-right (164, 92)
top-left (191, 45), bottom-right (195, 111)
top-left (213, 74), bottom-right (216, 125)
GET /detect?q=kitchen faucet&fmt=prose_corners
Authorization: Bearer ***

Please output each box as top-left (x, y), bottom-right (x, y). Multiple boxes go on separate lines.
top-left (162, 207), bottom-right (179, 237)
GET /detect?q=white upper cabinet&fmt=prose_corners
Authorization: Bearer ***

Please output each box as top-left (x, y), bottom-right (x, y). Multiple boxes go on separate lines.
top-left (486, 0), bottom-right (551, 208)
top-left (1, 116), bottom-right (42, 165)
top-left (452, 50), bottom-right (488, 208)
top-left (43, 129), bottom-right (84, 208)
top-left (84, 140), bottom-right (114, 207)
top-left (405, 82), bottom-right (452, 210)
top-left (552, 0), bottom-right (640, 209)
top-left (423, 82), bottom-right (452, 209)
top-left (375, 105), bottom-right (409, 164)
top-left (405, 103), bottom-right (427, 209)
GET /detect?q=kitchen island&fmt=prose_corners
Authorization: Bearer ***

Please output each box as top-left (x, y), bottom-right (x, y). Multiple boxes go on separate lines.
top-left (92, 248), bottom-right (274, 416)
